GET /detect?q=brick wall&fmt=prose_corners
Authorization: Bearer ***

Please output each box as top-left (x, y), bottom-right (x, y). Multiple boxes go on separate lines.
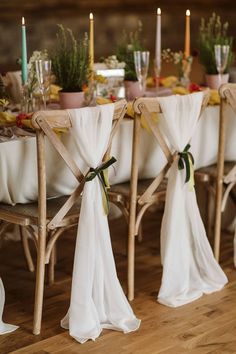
top-left (0, 0), bottom-right (235, 84)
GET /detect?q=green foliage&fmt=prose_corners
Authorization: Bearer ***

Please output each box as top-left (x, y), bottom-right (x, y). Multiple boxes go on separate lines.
top-left (116, 23), bottom-right (144, 81)
top-left (51, 25), bottom-right (89, 92)
top-left (199, 13), bottom-right (234, 74)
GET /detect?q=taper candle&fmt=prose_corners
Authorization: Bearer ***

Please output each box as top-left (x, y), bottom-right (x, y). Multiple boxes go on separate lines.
top-left (21, 17), bottom-right (28, 85)
top-left (155, 8), bottom-right (161, 72)
top-left (184, 9), bottom-right (190, 58)
top-left (89, 12), bottom-right (94, 75)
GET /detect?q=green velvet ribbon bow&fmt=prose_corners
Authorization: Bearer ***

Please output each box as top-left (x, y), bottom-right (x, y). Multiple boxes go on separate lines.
top-left (86, 156), bottom-right (117, 214)
top-left (178, 144), bottom-right (195, 188)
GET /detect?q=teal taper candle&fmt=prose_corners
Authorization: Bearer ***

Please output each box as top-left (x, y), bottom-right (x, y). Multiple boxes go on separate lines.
top-left (21, 17), bottom-right (28, 85)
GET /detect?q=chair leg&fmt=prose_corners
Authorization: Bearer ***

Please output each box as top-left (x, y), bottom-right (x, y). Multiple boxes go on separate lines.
top-left (137, 223), bottom-right (143, 243)
top-left (214, 191), bottom-right (223, 262)
top-left (127, 210), bottom-right (136, 301)
top-left (33, 234), bottom-right (46, 335)
top-left (19, 226), bottom-right (35, 272)
top-left (48, 245), bottom-right (56, 286)
top-left (207, 185), bottom-right (215, 239)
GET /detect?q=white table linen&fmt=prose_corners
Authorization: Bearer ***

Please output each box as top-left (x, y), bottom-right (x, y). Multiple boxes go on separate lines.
top-left (156, 93), bottom-right (227, 307)
top-left (60, 105), bottom-right (140, 343)
top-left (0, 278), bottom-right (18, 334)
top-left (0, 106), bottom-right (235, 205)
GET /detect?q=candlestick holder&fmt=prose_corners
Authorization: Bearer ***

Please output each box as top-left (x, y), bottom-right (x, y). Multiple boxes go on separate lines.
top-left (20, 83), bottom-right (35, 113)
top-left (179, 55), bottom-right (193, 88)
top-left (153, 59), bottom-right (161, 88)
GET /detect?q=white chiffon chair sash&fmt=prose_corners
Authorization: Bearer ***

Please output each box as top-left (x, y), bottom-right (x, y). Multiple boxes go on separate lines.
top-left (0, 278), bottom-right (18, 334)
top-left (157, 92), bottom-right (228, 307)
top-left (61, 104), bottom-right (140, 343)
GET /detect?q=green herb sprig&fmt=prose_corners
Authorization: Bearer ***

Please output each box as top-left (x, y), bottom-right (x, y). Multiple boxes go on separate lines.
top-left (51, 25), bottom-right (89, 92)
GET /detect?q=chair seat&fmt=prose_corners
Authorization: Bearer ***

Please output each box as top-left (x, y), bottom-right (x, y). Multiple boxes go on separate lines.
top-left (0, 196), bottom-right (81, 227)
top-left (195, 161), bottom-right (235, 183)
top-left (108, 178), bottom-right (167, 204)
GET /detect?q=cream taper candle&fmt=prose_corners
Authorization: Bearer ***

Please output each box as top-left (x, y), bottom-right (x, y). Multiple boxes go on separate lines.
top-left (155, 8), bottom-right (161, 72)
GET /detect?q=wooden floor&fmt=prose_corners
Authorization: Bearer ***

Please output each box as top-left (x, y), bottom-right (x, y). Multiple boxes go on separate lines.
top-left (1, 209), bottom-right (236, 354)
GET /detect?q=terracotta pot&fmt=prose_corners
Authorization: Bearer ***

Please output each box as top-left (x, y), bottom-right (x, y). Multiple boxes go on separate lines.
top-left (205, 74), bottom-right (229, 90)
top-left (124, 81), bottom-right (142, 100)
top-left (59, 91), bottom-right (84, 109)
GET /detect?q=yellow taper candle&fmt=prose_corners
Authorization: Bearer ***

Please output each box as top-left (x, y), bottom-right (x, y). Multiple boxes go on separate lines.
top-left (89, 12), bottom-right (94, 76)
top-left (184, 9), bottom-right (190, 58)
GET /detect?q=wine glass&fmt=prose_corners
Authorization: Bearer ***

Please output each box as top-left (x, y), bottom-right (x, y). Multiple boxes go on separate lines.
top-left (133, 51), bottom-right (150, 95)
top-left (214, 45), bottom-right (230, 87)
top-left (35, 60), bottom-right (52, 110)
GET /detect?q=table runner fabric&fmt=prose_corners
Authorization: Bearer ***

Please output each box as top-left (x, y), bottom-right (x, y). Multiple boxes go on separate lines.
top-left (60, 104), bottom-right (140, 343)
top-left (157, 93), bottom-right (228, 307)
top-left (0, 278), bottom-right (18, 334)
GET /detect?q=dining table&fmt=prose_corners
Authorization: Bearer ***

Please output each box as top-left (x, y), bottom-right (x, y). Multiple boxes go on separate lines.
top-left (0, 104), bottom-right (235, 207)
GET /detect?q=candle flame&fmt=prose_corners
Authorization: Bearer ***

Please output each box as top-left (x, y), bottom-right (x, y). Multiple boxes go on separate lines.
top-left (157, 8), bottom-right (161, 15)
top-left (89, 13), bottom-right (93, 20)
top-left (186, 9), bottom-right (190, 16)
top-left (22, 17), bottom-right (25, 25)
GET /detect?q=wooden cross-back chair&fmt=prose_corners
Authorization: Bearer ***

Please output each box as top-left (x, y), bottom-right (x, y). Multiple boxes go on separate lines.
top-left (119, 93), bottom-right (209, 301)
top-left (0, 99), bottom-right (127, 335)
top-left (213, 84), bottom-right (236, 261)
top-left (194, 84), bottom-right (236, 261)
top-left (108, 103), bottom-right (168, 301)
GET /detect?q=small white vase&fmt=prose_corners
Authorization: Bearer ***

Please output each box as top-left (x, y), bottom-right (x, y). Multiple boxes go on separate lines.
top-left (59, 91), bottom-right (84, 109)
top-left (205, 74), bottom-right (229, 90)
top-left (124, 81), bottom-right (142, 100)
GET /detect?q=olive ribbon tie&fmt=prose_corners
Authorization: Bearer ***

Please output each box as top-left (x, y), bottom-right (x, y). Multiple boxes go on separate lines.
top-left (86, 156), bottom-right (117, 214)
top-left (178, 144), bottom-right (195, 190)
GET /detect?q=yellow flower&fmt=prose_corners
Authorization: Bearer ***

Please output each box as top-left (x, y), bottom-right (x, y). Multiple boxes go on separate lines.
top-left (209, 90), bottom-right (220, 105)
top-left (0, 111), bottom-right (16, 125)
top-left (126, 102), bottom-right (134, 117)
top-left (96, 97), bottom-right (113, 105)
top-left (161, 76), bottom-right (178, 88)
top-left (172, 86), bottom-right (189, 95)
top-left (49, 84), bottom-right (61, 102)
top-left (94, 74), bottom-right (107, 84)
top-left (0, 99), bottom-right (10, 108)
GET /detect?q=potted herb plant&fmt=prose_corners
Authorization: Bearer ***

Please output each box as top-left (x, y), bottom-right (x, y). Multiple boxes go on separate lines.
top-left (50, 25), bottom-right (89, 108)
top-left (199, 13), bottom-right (234, 89)
top-left (116, 23), bottom-right (144, 100)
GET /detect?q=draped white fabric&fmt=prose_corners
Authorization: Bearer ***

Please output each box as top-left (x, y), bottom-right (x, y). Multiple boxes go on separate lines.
top-left (0, 278), bottom-right (18, 334)
top-left (61, 105), bottom-right (140, 343)
top-left (157, 92), bottom-right (228, 307)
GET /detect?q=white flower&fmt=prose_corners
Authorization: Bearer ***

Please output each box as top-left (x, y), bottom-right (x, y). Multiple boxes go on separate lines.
top-left (104, 55), bottom-right (125, 69)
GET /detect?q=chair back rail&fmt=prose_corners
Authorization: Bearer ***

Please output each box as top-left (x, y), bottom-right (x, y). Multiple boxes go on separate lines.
top-left (32, 100), bottom-right (127, 230)
top-left (132, 93), bottom-right (210, 205)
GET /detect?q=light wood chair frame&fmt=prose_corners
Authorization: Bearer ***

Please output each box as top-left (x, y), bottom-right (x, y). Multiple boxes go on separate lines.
top-left (0, 100), bottom-right (127, 335)
top-left (214, 83), bottom-right (236, 261)
top-left (128, 93), bottom-right (210, 301)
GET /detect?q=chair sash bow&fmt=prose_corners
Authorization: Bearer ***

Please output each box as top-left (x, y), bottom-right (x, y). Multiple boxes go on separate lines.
top-left (86, 156), bottom-right (116, 214)
top-left (178, 143), bottom-right (194, 188)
